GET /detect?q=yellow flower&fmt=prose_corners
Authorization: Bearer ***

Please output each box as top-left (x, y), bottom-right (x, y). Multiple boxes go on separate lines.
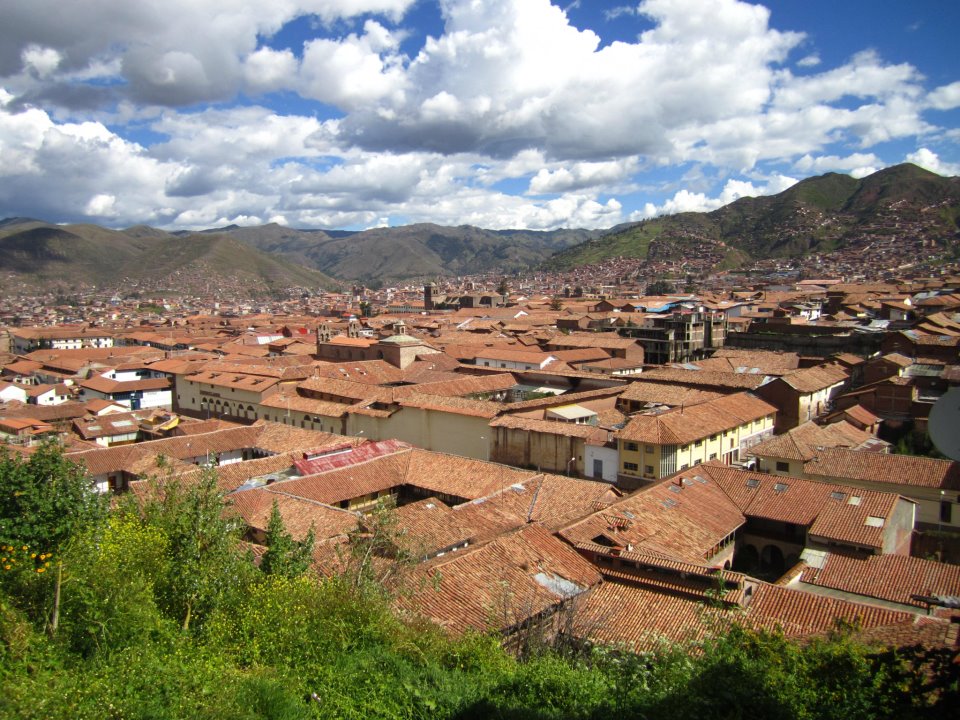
top-left (3, 565), bottom-right (10, 571)
top-left (30, 553), bottom-right (36, 559)
top-left (36, 567), bottom-right (45, 574)
top-left (21, 545), bottom-right (27, 551)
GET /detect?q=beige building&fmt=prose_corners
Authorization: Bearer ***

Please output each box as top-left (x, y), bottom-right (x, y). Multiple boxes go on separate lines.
top-left (616, 392), bottom-right (776, 486)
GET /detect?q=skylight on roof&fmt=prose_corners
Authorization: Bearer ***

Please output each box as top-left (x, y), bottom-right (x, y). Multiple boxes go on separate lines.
top-left (113, 420), bottom-right (134, 427)
top-left (662, 498), bottom-right (678, 509)
top-left (669, 484), bottom-right (682, 494)
top-left (864, 516), bottom-right (885, 528)
top-left (847, 496), bottom-right (862, 506)
top-left (746, 478), bottom-right (760, 488)
top-left (773, 482), bottom-right (789, 493)
top-left (830, 491), bottom-right (846, 501)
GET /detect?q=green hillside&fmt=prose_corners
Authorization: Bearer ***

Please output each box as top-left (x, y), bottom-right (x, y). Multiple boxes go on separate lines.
top-left (547, 163), bottom-right (960, 271)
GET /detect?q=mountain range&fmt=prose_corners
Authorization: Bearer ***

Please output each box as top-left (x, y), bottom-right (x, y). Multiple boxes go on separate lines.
top-left (1, 164), bottom-right (957, 293)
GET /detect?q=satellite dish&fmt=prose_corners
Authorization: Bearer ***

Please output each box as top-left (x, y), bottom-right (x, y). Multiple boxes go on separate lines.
top-left (929, 387), bottom-right (960, 461)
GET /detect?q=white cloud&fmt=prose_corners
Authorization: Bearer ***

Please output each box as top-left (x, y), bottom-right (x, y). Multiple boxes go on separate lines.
top-left (927, 81), bottom-right (960, 111)
top-left (242, 48), bottom-right (299, 95)
top-left (528, 158), bottom-right (638, 194)
top-left (0, 0), bottom-right (957, 233)
top-left (630, 173), bottom-right (797, 220)
top-left (299, 21), bottom-right (407, 108)
top-left (793, 152), bottom-right (881, 175)
top-left (0, 1), bottom-right (418, 107)
top-left (21, 45), bottom-right (61, 78)
top-left (85, 193), bottom-right (117, 217)
top-left (905, 148), bottom-right (960, 177)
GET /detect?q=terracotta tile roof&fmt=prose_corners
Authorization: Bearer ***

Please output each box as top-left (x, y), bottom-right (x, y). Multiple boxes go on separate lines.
top-left (692, 462), bottom-right (905, 548)
top-left (710, 348), bottom-right (802, 374)
top-left (398, 393), bottom-right (504, 418)
top-left (803, 448), bottom-right (960, 490)
top-left (488, 474), bottom-right (622, 530)
top-left (298, 376), bottom-right (390, 403)
top-left (391, 498), bottom-right (474, 558)
top-left (639, 367), bottom-right (768, 390)
top-left (80, 375), bottom-right (172, 393)
top-left (488, 414), bottom-right (609, 440)
top-left (399, 524), bottom-right (602, 635)
top-left (800, 553), bottom-right (960, 608)
top-left (543, 333), bottom-right (642, 350)
top-left (575, 578), bottom-right (932, 652)
top-left (504, 386), bottom-right (625, 412)
top-left (776, 364), bottom-right (849, 393)
top-left (403, 449), bottom-right (534, 500)
top-left (748, 420), bottom-right (874, 462)
top-left (806, 488), bottom-right (901, 549)
top-left (311, 360), bottom-right (405, 385)
top-left (67, 421), bottom-right (344, 478)
top-left (619, 380), bottom-right (723, 407)
top-left (560, 473), bottom-right (746, 565)
top-left (393, 372), bottom-right (517, 399)
top-left (184, 370), bottom-right (280, 392)
top-left (228, 486), bottom-right (359, 542)
top-left (617, 392), bottom-right (775, 445)
top-left (839, 404), bottom-right (880, 426)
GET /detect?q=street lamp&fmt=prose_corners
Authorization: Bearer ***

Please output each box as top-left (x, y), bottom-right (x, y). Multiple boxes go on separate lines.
top-left (567, 456), bottom-right (576, 476)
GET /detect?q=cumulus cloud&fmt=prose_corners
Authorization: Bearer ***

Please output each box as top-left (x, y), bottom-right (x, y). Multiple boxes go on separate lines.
top-left (631, 173), bottom-right (797, 220)
top-left (0, 0), bottom-right (957, 232)
top-left (528, 159), bottom-right (638, 194)
top-left (0, 1), bottom-right (417, 108)
top-left (927, 81), bottom-right (960, 111)
top-left (905, 148), bottom-right (960, 177)
top-left (793, 152), bottom-right (881, 177)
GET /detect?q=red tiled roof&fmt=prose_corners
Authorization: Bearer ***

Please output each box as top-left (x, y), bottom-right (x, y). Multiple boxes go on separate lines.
top-left (800, 553), bottom-right (960, 608)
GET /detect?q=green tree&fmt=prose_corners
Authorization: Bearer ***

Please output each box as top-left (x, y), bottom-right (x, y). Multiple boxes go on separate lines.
top-left (0, 442), bottom-right (108, 635)
top-left (0, 442), bottom-right (108, 553)
top-left (260, 500), bottom-right (315, 578)
top-left (141, 467), bottom-right (251, 631)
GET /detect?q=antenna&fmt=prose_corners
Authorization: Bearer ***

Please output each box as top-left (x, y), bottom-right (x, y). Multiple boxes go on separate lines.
top-left (929, 387), bottom-right (960, 461)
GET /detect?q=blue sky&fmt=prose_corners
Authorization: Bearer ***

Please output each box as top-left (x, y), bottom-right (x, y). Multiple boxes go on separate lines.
top-left (0, 0), bottom-right (957, 231)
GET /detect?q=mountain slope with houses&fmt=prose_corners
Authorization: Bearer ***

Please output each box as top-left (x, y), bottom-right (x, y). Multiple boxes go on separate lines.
top-left (545, 164), bottom-right (960, 272)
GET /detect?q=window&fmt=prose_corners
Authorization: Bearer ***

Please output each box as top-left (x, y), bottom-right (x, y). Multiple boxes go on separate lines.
top-left (694, 439), bottom-right (703, 447)
top-left (625, 442), bottom-right (639, 452)
top-left (709, 453), bottom-right (717, 461)
top-left (941, 500), bottom-right (953, 524)
top-left (775, 461), bottom-right (789, 472)
top-left (623, 462), bottom-right (638, 472)
top-left (645, 445), bottom-right (654, 453)
top-left (680, 463), bottom-right (689, 470)
top-left (709, 434), bottom-right (717, 441)
top-left (644, 465), bottom-right (654, 474)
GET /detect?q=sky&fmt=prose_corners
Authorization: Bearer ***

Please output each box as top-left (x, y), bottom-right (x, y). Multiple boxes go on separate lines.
top-left (1, 0), bottom-right (958, 232)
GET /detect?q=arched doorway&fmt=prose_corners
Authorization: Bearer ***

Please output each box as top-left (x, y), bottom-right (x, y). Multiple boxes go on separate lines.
top-left (760, 544), bottom-right (785, 576)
